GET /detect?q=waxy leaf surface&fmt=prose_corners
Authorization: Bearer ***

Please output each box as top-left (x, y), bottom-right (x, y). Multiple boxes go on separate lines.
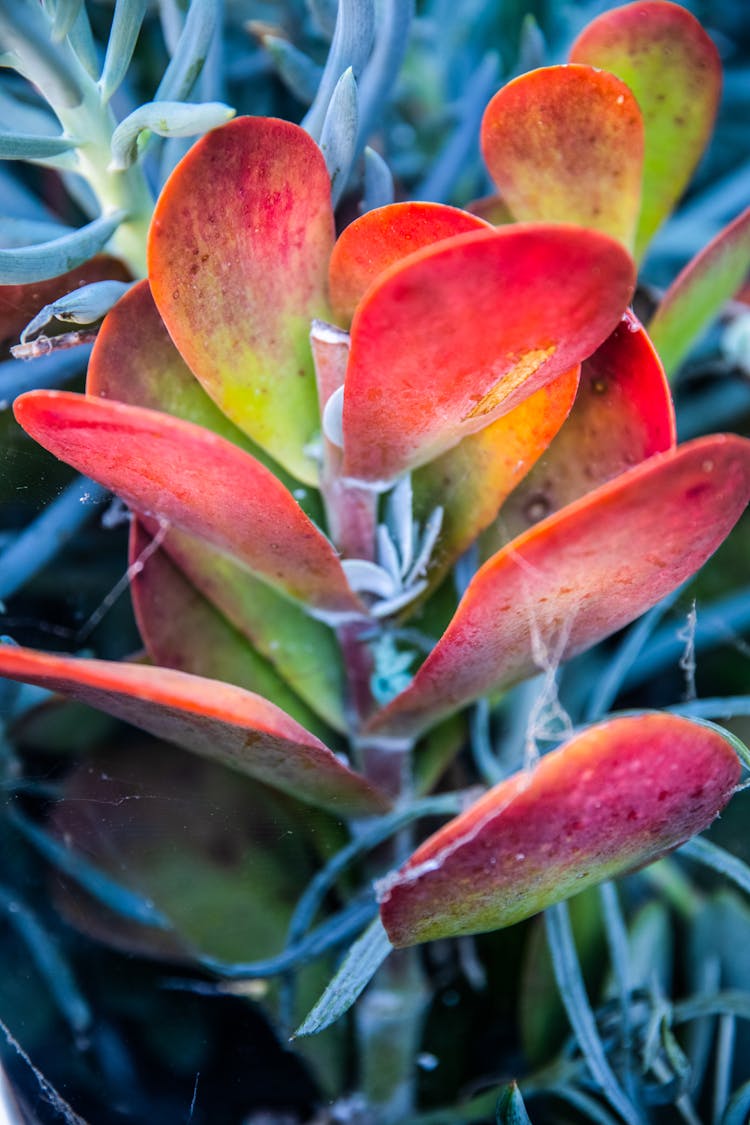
top-left (328, 202), bottom-right (488, 325)
top-left (379, 714), bottom-right (740, 945)
top-left (129, 521), bottom-right (335, 740)
top-left (148, 117), bottom-right (335, 484)
top-left (342, 226), bottom-right (635, 483)
top-left (0, 646), bottom-right (387, 815)
top-left (648, 206), bottom-right (750, 377)
top-left (481, 65), bottom-right (643, 249)
top-left (484, 311), bottom-right (675, 551)
top-left (413, 367), bottom-right (580, 591)
top-left (371, 435), bottom-right (750, 737)
top-left (142, 519), bottom-right (348, 732)
top-left (570, 1), bottom-right (721, 260)
top-left (14, 391), bottom-right (361, 616)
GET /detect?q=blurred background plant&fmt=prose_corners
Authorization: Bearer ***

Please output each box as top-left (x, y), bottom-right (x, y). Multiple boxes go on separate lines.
top-left (1, 1), bottom-right (750, 1123)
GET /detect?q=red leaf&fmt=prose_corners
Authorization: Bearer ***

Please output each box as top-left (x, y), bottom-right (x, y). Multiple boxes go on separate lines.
top-left (0, 645), bottom-right (388, 816)
top-left (342, 225), bottom-right (635, 484)
top-left (379, 714), bottom-right (740, 945)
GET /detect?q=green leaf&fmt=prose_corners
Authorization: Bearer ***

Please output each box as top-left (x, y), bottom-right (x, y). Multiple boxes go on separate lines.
top-left (0, 0), bottom-right (82, 108)
top-left (20, 279), bottom-right (131, 341)
top-left (295, 916), bottom-right (393, 1036)
top-left (154, 0), bottom-right (217, 102)
top-left (496, 1083), bottom-right (532, 1125)
top-left (319, 67), bottom-right (358, 207)
top-left (0, 132), bottom-right (76, 160)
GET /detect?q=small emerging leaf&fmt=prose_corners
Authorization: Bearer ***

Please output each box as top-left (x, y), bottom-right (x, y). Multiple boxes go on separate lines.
top-left (379, 714), bottom-right (740, 946)
top-left (0, 646), bottom-right (388, 816)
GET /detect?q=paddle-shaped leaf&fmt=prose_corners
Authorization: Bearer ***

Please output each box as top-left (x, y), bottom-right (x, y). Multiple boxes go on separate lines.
top-left (481, 65), bottom-right (643, 249)
top-left (129, 521), bottom-right (336, 740)
top-left (13, 391), bottom-right (361, 617)
top-left (648, 206), bottom-right (750, 377)
top-left (483, 310), bottom-right (675, 552)
top-left (328, 202), bottom-right (489, 325)
top-left (379, 714), bottom-right (741, 946)
top-left (0, 646), bottom-right (388, 816)
top-left (570, 1), bottom-right (721, 260)
top-left (370, 435), bottom-right (750, 737)
top-left (342, 225), bottom-right (635, 484)
top-left (148, 117), bottom-right (335, 485)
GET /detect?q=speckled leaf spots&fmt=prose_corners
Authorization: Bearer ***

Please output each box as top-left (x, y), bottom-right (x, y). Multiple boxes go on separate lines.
top-left (342, 226), bottom-right (635, 485)
top-left (148, 117), bottom-right (336, 485)
top-left (484, 311), bottom-right (675, 553)
top-left (369, 435), bottom-right (750, 738)
top-left (14, 391), bottom-right (362, 617)
top-left (481, 65), bottom-right (644, 250)
top-left (648, 206), bottom-right (750, 377)
top-left (328, 202), bottom-right (489, 326)
top-left (379, 714), bottom-right (740, 946)
top-left (0, 647), bottom-right (389, 816)
top-left (129, 521), bottom-right (339, 741)
top-left (412, 367), bottom-right (580, 595)
top-left (570, 1), bottom-right (721, 260)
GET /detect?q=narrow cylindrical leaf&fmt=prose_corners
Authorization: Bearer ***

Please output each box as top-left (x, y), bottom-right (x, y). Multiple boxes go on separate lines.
top-left (379, 714), bottom-right (740, 946)
top-left (0, 133), bottom-right (76, 160)
top-left (98, 0), bottom-right (147, 104)
top-left (370, 435), bottom-right (750, 737)
top-left (570, 0), bottom-right (721, 259)
top-left (328, 201), bottom-right (489, 325)
top-left (0, 645), bottom-right (389, 816)
top-left (342, 225), bottom-right (635, 484)
top-left (13, 391), bottom-right (362, 617)
top-left (110, 100), bottom-right (235, 170)
top-left (481, 65), bottom-right (644, 249)
top-left (154, 0), bottom-right (217, 102)
top-left (21, 279), bottom-right (132, 341)
top-left (319, 67), bottom-right (358, 207)
top-left (648, 206), bottom-right (750, 377)
top-left (148, 117), bottom-right (335, 484)
top-left (0, 213), bottom-right (126, 284)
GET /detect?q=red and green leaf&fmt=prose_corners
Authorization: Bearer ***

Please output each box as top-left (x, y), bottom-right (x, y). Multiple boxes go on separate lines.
top-left (328, 202), bottom-right (489, 325)
top-left (0, 645), bottom-right (388, 816)
top-left (648, 206), bottom-right (750, 377)
top-left (481, 65), bottom-right (643, 249)
top-left (370, 435), bottom-right (750, 737)
top-left (14, 391), bottom-right (361, 617)
top-left (129, 520), bottom-right (339, 741)
top-left (483, 311), bottom-right (675, 552)
top-left (570, 1), bottom-right (721, 260)
top-left (148, 117), bottom-right (335, 484)
top-left (379, 714), bottom-right (740, 945)
top-left (342, 225), bottom-right (635, 484)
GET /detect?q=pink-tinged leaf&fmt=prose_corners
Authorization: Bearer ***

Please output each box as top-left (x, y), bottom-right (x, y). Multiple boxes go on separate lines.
top-left (328, 202), bottom-right (489, 326)
top-left (342, 226), bottom-right (636, 484)
top-left (370, 435), bottom-right (750, 738)
top-left (0, 646), bottom-right (389, 816)
top-left (13, 391), bottom-right (361, 617)
top-left (413, 367), bottom-right (580, 591)
top-left (379, 714), bottom-right (740, 945)
top-left (0, 256), bottom-right (130, 356)
top-left (129, 521), bottom-right (337, 741)
top-left (648, 206), bottom-right (750, 377)
top-left (139, 519), bottom-right (348, 733)
top-left (570, 1), bottom-right (721, 260)
top-left (148, 117), bottom-right (335, 485)
top-left (481, 65), bottom-right (644, 249)
top-left (483, 311), bottom-right (675, 553)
